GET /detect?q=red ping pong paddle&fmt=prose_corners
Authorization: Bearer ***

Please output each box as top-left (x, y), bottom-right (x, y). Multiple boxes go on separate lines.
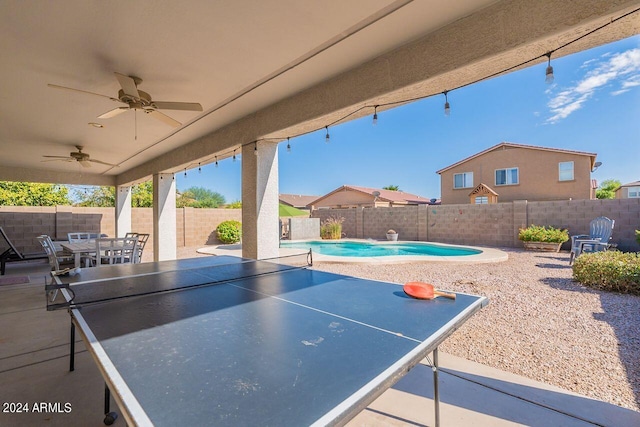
top-left (403, 282), bottom-right (456, 300)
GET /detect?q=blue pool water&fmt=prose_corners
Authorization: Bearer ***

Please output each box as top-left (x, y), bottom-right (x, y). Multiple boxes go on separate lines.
top-left (280, 240), bottom-right (482, 257)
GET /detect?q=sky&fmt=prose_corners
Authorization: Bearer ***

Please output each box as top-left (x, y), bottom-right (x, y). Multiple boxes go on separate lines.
top-left (175, 35), bottom-right (640, 202)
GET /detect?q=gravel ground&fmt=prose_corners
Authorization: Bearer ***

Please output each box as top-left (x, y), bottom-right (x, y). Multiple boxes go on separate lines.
top-left (308, 248), bottom-right (640, 412)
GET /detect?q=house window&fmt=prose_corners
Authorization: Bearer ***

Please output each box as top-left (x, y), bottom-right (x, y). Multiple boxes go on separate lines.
top-left (454, 172), bottom-right (473, 189)
top-left (559, 161), bottom-right (574, 181)
top-left (475, 196), bottom-right (488, 204)
top-left (628, 186), bottom-right (640, 198)
top-left (495, 168), bottom-right (518, 186)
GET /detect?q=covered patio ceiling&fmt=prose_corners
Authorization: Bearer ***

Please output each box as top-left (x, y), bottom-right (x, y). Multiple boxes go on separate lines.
top-left (0, 0), bottom-right (638, 187)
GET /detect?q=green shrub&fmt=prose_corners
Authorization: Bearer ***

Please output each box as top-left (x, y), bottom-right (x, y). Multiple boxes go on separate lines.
top-left (572, 251), bottom-right (640, 295)
top-left (216, 220), bottom-right (242, 244)
top-left (636, 229), bottom-right (640, 245)
top-left (518, 224), bottom-right (569, 243)
top-left (321, 216), bottom-right (343, 240)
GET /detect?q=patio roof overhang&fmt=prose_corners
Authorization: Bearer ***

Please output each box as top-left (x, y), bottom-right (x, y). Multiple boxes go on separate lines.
top-left (0, 0), bottom-right (638, 187)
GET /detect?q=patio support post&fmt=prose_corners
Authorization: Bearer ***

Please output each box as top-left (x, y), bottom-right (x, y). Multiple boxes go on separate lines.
top-left (153, 173), bottom-right (177, 261)
top-left (115, 185), bottom-right (131, 238)
top-left (242, 141), bottom-right (279, 259)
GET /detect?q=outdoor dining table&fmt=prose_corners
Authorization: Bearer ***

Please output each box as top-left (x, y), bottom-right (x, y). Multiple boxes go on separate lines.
top-left (61, 241), bottom-right (99, 268)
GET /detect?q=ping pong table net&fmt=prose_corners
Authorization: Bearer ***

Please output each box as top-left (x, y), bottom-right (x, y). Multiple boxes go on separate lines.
top-left (46, 251), bottom-right (313, 311)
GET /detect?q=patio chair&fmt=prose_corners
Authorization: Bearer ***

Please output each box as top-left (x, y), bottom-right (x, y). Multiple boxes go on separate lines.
top-left (93, 236), bottom-right (138, 266)
top-left (569, 216), bottom-right (615, 265)
top-left (36, 235), bottom-right (75, 272)
top-left (0, 226), bottom-right (48, 275)
top-left (68, 232), bottom-right (93, 242)
top-left (125, 232), bottom-right (150, 263)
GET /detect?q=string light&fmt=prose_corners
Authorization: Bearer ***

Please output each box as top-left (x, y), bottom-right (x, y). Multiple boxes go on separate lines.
top-left (198, 162), bottom-right (201, 173)
top-left (184, 168), bottom-right (187, 177)
top-left (325, 126), bottom-right (330, 143)
top-left (286, 137), bottom-right (291, 153)
top-left (545, 52), bottom-right (555, 84)
top-left (443, 90), bottom-right (450, 116)
top-left (254, 142), bottom-right (258, 156)
top-left (372, 105), bottom-right (378, 125)
top-left (215, 156), bottom-right (218, 167)
top-left (232, 150), bottom-right (236, 162)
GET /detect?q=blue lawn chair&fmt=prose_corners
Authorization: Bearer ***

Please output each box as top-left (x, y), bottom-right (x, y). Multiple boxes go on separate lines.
top-left (569, 216), bottom-right (614, 265)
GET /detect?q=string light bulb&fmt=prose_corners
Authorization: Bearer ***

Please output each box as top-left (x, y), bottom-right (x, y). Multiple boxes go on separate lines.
top-left (325, 126), bottom-right (330, 143)
top-left (286, 137), bottom-right (291, 153)
top-left (198, 163), bottom-right (201, 174)
top-left (254, 142), bottom-right (258, 156)
top-left (443, 90), bottom-right (450, 116)
top-left (545, 52), bottom-right (554, 84)
top-left (215, 156), bottom-right (218, 167)
top-left (233, 150), bottom-right (236, 162)
top-left (372, 105), bottom-right (378, 125)
top-left (184, 168), bottom-right (187, 178)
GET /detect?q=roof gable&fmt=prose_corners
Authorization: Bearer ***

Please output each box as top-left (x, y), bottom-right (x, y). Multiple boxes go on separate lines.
top-left (436, 142), bottom-right (598, 174)
top-left (310, 185), bottom-right (431, 206)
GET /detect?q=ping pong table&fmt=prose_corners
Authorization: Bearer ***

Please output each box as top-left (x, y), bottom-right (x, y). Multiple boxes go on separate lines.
top-left (48, 253), bottom-right (488, 426)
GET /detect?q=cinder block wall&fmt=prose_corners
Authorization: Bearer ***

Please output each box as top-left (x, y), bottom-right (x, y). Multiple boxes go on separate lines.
top-left (311, 199), bottom-right (640, 252)
top-left (0, 206), bottom-right (242, 254)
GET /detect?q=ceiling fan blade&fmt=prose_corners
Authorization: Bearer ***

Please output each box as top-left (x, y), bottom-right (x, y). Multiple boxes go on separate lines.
top-left (42, 155), bottom-right (74, 160)
top-left (88, 159), bottom-right (119, 167)
top-left (98, 107), bottom-right (129, 119)
top-left (41, 157), bottom-right (73, 163)
top-left (47, 84), bottom-right (120, 102)
top-left (79, 160), bottom-right (91, 168)
top-left (114, 72), bottom-right (140, 99)
top-left (147, 110), bottom-right (181, 127)
top-left (151, 101), bottom-right (203, 112)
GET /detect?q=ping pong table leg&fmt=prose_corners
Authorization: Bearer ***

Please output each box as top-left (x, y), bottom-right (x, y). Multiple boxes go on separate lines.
top-left (433, 347), bottom-right (440, 427)
top-left (69, 320), bottom-right (75, 372)
top-left (104, 383), bottom-right (118, 425)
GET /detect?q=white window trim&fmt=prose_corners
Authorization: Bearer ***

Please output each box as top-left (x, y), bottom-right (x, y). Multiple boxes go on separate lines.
top-left (558, 161), bottom-right (574, 181)
top-left (628, 186), bottom-right (640, 198)
top-left (453, 172), bottom-right (473, 189)
top-left (495, 167), bottom-right (519, 186)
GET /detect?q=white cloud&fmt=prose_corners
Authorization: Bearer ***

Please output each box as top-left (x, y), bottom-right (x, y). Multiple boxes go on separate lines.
top-left (545, 47), bottom-right (640, 124)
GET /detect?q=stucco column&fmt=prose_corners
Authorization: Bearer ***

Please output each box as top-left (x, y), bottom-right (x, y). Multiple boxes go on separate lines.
top-left (115, 185), bottom-right (131, 238)
top-left (242, 141), bottom-right (279, 260)
top-left (153, 173), bottom-right (177, 261)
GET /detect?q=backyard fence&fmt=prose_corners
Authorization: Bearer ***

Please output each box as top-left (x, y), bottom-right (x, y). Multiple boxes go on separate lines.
top-left (311, 198), bottom-right (640, 252)
top-left (0, 206), bottom-right (241, 254)
top-left (2, 198), bottom-right (639, 255)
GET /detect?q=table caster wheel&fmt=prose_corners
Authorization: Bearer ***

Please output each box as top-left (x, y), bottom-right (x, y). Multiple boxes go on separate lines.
top-left (104, 411), bottom-right (118, 425)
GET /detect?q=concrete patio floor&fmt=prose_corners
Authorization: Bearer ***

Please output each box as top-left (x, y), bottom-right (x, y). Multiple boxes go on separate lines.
top-left (1, 259), bottom-right (639, 427)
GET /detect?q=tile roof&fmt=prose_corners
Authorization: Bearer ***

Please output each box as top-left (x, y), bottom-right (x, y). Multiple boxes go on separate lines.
top-left (436, 142), bottom-right (598, 174)
top-left (310, 185), bottom-right (434, 206)
top-left (279, 194), bottom-right (319, 208)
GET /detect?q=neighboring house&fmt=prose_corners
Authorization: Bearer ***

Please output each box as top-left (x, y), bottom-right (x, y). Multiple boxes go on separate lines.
top-left (615, 181), bottom-right (640, 199)
top-left (279, 194), bottom-right (319, 212)
top-left (308, 185), bottom-right (435, 210)
top-left (436, 142), bottom-right (598, 204)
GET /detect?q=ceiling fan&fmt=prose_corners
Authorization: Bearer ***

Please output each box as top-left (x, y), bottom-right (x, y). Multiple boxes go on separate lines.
top-left (42, 146), bottom-right (118, 168)
top-left (48, 72), bottom-right (203, 128)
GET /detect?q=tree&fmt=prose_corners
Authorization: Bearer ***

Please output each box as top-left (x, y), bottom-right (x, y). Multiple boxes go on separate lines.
top-left (131, 181), bottom-right (153, 207)
top-left (74, 186), bottom-right (115, 207)
top-left (226, 200), bottom-right (242, 209)
top-left (0, 181), bottom-right (71, 206)
top-left (177, 186), bottom-right (225, 208)
top-left (596, 179), bottom-right (621, 199)
top-left (383, 185), bottom-right (400, 191)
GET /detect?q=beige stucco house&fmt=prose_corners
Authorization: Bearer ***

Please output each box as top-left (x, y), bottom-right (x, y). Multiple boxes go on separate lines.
top-left (436, 142), bottom-right (599, 204)
top-left (615, 181), bottom-right (640, 199)
top-left (308, 185), bottom-right (434, 210)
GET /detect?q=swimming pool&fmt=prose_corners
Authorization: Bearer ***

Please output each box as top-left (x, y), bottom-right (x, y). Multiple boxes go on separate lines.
top-left (280, 240), bottom-right (482, 257)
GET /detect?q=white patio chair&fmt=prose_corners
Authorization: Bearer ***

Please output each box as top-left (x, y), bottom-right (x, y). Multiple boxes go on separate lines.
top-left (94, 237), bottom-right (138, 266)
